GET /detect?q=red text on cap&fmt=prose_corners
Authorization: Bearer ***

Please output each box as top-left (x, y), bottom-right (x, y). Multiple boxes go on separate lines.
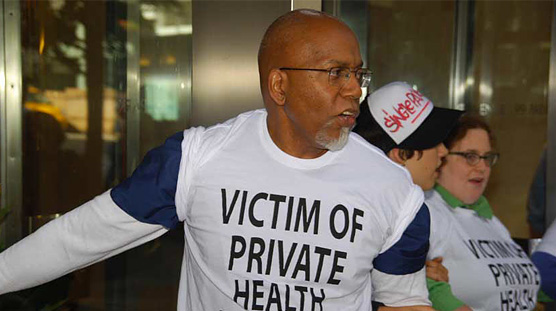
top-left (381, 89), bottom-right (430, 133)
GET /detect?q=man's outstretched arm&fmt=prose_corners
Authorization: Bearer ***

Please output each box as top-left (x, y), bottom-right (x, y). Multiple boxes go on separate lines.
top-left (0, 132), bottom-right (186, 294)
top-left (0, 191), bottom-right (168, 294)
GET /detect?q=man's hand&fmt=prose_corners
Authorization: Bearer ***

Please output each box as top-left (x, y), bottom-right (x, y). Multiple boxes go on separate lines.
top-left (426, 257), bottom-right (449, 282)
top-left (378, 306), bottom-right (435, 311)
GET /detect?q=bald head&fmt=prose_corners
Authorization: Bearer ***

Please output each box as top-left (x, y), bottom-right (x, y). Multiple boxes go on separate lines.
top-left (258, 10), bottom-right (337, 66)
top-left (258, 10), bottom-right (357, 103)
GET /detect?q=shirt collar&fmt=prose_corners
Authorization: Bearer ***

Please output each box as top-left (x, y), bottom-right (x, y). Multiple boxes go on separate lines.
top-left (434, 184), bottom-right (493, 219)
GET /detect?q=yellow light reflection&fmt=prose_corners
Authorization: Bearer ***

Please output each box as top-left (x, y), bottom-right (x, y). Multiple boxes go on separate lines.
top-left (39, 28), bottom-right (45, 55)
top-left (140, 57), bottom-right (151, 67)
top-left (164, 55), bottom-right (176, 65)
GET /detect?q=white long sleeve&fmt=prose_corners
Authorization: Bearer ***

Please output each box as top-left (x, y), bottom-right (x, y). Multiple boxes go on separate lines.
top-left (0, 190), bottom-right (168, 294)
top-left (371, 267), bottom-right (430, 306)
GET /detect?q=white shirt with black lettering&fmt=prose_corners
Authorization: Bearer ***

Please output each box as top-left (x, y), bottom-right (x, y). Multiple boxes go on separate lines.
top-left (171, 110), bottom-right (429, 310)
top-left (426, 190), bottom-right (540, 311)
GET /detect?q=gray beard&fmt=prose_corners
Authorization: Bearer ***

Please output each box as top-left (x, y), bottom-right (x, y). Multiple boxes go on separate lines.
top-left (315, 125), bottom-right (351, 152)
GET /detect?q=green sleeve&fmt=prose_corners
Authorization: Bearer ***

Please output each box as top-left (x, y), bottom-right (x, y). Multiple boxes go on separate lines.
top-left (427, 278), bottom-right (466, 311)
top-left (538, 289), bottom-right (554, 303)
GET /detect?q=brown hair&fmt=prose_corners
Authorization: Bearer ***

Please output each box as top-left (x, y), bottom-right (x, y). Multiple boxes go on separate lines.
top-left (444, 114), bottom-right (495, 149)
top-left (397, 149), bottom-right (423, 161)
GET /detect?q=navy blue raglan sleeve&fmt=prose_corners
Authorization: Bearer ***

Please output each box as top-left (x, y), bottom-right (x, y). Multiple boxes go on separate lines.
top-left (373, 203), bottom-right (430, 274)
top-left (532, 251), bottom-right (556, 299)
top-left (371, 203), bottom-right (431, 305)
top-left (532, 218), bottom-right (556, 300)
top-left (111, 131), bottom-right (183, 229)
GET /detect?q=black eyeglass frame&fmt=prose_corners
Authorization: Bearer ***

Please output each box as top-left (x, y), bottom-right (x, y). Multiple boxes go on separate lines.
top-left (279, 67), bottom-right (372, 88)
top-left (448, 151), bottom-right (500, 167)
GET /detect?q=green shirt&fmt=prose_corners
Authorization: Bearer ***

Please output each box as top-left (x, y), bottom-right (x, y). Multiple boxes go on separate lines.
top-left (434, 184), bottom-right (493, 219)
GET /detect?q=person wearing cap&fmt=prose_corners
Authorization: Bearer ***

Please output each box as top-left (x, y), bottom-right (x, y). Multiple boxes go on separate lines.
top-left (353, 81), bottom-right (462, 191)
top-left (354, 81), bottom-right (465, 307)
top-left (424, 115), bottom-right (540, 311)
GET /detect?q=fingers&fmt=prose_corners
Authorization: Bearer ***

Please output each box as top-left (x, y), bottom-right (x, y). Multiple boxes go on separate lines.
top-left (426, 257), bottom-right (443, 267)
top-left (425, 259), bottom-right (450, 282)
top-left (425, 260), bottom-right (437, 267)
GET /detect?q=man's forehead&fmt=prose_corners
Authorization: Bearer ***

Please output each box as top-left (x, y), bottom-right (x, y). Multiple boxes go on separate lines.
top-left (295, 25), bottom-right (362, 67)
top-left (322, 58), bottom-right (364, 68)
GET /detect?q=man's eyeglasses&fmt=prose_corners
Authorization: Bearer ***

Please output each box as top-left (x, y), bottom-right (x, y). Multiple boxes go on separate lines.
top-left (448, 152), bottom-right (500, 167)
top-left (279, 67), bottom-right (372, 88)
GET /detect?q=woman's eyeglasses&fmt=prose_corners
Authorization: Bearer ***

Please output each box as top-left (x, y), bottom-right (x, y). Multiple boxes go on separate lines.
top-left (448, 152), bottom-right (500, 167)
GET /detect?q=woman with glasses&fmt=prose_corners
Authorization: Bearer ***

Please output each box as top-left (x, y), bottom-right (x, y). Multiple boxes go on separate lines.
top-left (426, 115), bottom-right (540, 310)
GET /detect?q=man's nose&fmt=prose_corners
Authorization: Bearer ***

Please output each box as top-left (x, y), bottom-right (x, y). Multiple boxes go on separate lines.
top-left (340, 73), bottom-right (363, 99)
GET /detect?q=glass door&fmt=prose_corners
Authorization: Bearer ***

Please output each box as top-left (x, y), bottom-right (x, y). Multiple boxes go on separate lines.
top-left (469, 0), bottom-right (552, 238)
top-left (326, 0), bottom-right (554, 239)
top-left (0, 0), bottom-right (191, 309)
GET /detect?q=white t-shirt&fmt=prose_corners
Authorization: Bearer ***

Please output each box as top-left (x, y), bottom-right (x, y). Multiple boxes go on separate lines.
top-left (0, 109), bottom-right (430, 310)
top-left (172, 110), bottom-right (428, 310)
top-left (426, 189), bottom-right (540, 311)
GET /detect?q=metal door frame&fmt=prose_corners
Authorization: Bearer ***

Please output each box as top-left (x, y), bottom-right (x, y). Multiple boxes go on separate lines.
top-left (0, 0), bottom-right (22, 247)
top-left (126, 0), bottom-right (141, 176)
top-left (449, 0), bottom-right (473, 111)
top-left (547, 0), bottom-right (556, 228)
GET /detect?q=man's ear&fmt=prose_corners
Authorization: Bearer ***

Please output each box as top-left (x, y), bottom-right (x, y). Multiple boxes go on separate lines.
top-left (388, 148), bottom-right (405, 166)
top-left (268, 69), bottom-right (287, 106)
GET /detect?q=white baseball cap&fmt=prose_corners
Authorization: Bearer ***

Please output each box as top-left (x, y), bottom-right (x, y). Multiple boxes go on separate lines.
top-left (355, 81), bottom-right (463, 152)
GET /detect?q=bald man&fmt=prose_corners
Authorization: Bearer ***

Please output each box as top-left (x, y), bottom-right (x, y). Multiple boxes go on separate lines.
top-left (0, 10), bottom-right (432, 310)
